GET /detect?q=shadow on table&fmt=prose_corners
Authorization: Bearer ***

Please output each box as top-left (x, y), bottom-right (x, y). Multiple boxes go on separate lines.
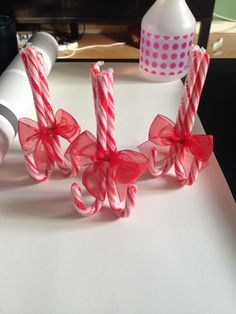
top-left (0, 149), bottom-right (116, 223)
top-left (3, 192), bottom-right (119, 225)
top-left (0, 148), bottom-right (34, 189)
top-left (138, 171), bottom-right (183, 193)
top-left (0, 148), bottom-right (75, 189)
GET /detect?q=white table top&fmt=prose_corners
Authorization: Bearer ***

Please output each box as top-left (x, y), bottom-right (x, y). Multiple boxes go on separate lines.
top-left (0, 62), bottom-right (235, 314)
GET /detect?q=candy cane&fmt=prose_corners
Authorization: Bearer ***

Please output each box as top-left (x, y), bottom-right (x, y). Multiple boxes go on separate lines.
top-left (36, 50), bottom-right (73, 176)
top-left (175, 48), bottom-right (201, 135)
top-left (24, 153), bottom-right (52, 182)
top-left (36, 52), bottom-right (55, 126)
top-left (90, 61), bottom-right (104, 113)
top-left (21, 48), bottom-right (47, 127)
top-left (148, 47), bottom-right (204, 177)
top-left (175, 47), bottom-right (210, 185)
top-left (184, 49), bottom-right (209, 133)
top-left (21, 47), bottom-right (49, 181)
top-left (72, 63), bottom-right (108, 216)
top-left (21, 45), bottom-right (76, 179)
top-left (103, 69), bottom-right (137, 218)
top-left (148, 145), bottom-right (176, 177)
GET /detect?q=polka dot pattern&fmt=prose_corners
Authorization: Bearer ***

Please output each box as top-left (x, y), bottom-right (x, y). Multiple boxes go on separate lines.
top-left (139, 29), bottom-right (194, 77)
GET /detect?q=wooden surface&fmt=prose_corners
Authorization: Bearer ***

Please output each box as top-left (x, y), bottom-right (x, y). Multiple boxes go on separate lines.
top-left (58, 32), bottom-right (236, 60)
top-left (207, 33), bottom-right (236, 58)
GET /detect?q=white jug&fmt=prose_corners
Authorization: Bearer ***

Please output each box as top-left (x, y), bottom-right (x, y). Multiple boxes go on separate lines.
top-left (139, 0), bottom-right (196, 82)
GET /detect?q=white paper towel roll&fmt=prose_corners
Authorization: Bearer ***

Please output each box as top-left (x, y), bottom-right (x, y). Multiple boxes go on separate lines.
top-left (0, 32), bottom-right (58, 164)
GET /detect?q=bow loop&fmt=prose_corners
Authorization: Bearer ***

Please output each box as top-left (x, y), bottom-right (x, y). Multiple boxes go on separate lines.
top-left (66, 132), bottom-right (148, 202)
top-left (54, 109), bottom-right (81, 142)
top-left (139, 112), bottom-right (213, 184)
top-left (111, 150), bottom-right (148, 202)
top-left (113, 150), bottom-right (148, 184)
top-left (65, 130), bottom-right (98, 166)
top-left (18, 118), bottom-right (57, 172)
top-left (18, 118), bottom-right (40, 152)
top-left (149, 114), bottom-right (176, 146)
top-left (146, 113), bottom-right (213, 163)
top-left (187, 134), bottom-right (213, 162)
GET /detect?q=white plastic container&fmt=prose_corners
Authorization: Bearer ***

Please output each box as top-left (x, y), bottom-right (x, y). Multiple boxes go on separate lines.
top-left (139, 0), bottom-right (196, 82)
top-left (0, 32), bottom-right (58, 164)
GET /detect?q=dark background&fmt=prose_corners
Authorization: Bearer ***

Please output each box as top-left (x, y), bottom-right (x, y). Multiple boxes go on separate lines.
top-left (198, 59), bottom-right (236, 201)
top-left (1, 0), bottom-right (215, 24)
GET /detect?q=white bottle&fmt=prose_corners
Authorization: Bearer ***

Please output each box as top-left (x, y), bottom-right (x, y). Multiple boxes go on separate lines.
top-left (139, 0), bottom-right (196, 82)
top-left (0, 32), bottom-right (58, 164)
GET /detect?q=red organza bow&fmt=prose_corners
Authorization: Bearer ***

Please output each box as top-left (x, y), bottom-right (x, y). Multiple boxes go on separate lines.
top-left (66, 130), bottom-right (147, 202)
top-left (139, 114), bottom-right (213, 184)
top-left (19, 109), bottom-right (80, 172)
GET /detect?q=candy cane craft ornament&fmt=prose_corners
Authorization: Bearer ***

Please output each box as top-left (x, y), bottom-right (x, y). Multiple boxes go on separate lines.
top-left (138, 46), bottom-right (213, 185)
top-left (65, 62), bottom-right (148, 218)
top-left (18, 44), bottom-right (81, 181)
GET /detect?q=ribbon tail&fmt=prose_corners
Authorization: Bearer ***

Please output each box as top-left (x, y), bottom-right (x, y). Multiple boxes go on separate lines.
top-left (55, 109), bottom-right (81, 143)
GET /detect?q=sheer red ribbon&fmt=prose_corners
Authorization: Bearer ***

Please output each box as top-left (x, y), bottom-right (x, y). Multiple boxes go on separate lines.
top-left (18, 109), bottom-right (80, 172)
top-left (66, 130), bottom-right (148, 202)
top-left (139, 114), bottom-right (213, 181)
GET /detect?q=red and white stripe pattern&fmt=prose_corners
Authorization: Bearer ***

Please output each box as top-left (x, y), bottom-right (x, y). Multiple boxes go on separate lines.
top-left (146, 46), bottom-right (210, 185)
top-left (36, 50), bottom-right (72, 176)
top-left (21, 46), bottom-right (49, 181)
top-left (104, 68), bottom-right (137, 217)
top-left (175, 47), bottom-right (210, 185)
top-left (71, 62), bottom-right (108, 216)
top-left (148, 145), bottom-right (176, 177)
top-left (184, 48), bottom-right (210, 134)
top-left (72, 62), bottom-right (137, 217)
top-left (21, 48), bottom-right (48, 127)
top-left (20, 44), bottom-right (73, 180)
top-left (24, 153), bottom-right (51, 182)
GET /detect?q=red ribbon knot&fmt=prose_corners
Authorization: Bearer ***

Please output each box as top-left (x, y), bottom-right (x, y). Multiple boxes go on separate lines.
top-left (66, 130), bottom-right (148, 202)
top-left (18, 109), bottom-right (81, 172)
top-left (139, 114), bottom-right (213, 184)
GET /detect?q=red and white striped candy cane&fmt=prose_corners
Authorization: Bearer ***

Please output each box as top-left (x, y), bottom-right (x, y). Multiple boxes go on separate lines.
top-left (89, 61), bottom-right (104, 115)
top-left (72, 62), bottom-right (108, 216)
top-left (24, 153), bottom-right (51, 182)
top-left (175, 48), bottom-right (200, 135)
top-left (21, 46), bottom-right (50, 181)
top-left (21, 48), bottom-right (48, 127)
top-left (175, 47), bottom-right (210, 185)
top-left (21, 45), bottom-right (76, 179)
top-left (102, 68), bottom-right (137, 218)
top-left (148, 47), bottom-right (204, 178)
top-left (36, 50), bottom-right (74, 176)
top-left (174, 47), bottom-right (205, 183)
top-left (184, 48), bottom-right (210, 134)
top-left (148, 145), bottom-right (176, 177)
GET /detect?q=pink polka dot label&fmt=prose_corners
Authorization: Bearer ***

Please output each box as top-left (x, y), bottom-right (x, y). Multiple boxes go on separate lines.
top-left (139, 29), bottom-right (194, 80)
